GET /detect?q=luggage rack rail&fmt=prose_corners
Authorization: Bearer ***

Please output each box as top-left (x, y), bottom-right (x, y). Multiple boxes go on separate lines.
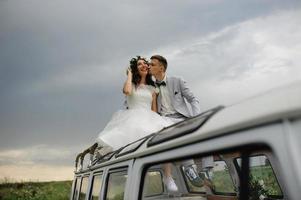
top-left (74, 143), bottom-right (121, 172)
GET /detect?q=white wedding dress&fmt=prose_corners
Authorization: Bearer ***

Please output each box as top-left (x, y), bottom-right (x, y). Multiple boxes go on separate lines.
top-left (96, 84), bottom-right (172, 150)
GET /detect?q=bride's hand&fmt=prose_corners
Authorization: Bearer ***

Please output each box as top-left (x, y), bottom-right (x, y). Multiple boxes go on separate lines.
top-left (126, 66), bottom-right (132, 76)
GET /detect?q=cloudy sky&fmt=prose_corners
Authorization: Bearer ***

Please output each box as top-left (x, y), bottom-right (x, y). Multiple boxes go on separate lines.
top-left (1, 0), bottom-right (301, 181)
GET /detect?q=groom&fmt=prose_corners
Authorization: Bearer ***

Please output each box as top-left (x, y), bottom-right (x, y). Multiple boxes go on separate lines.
top-left (149, 55), bottom-right (207, 192)
top-left (149, 55), bottom-right (201, 123)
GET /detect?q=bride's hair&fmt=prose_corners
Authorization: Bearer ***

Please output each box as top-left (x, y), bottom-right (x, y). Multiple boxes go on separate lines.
top-left (129, 56), bottom-right (155, 87)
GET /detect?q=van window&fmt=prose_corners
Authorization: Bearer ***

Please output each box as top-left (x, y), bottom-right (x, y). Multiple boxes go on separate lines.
top-left (105, 169), bottom-right (128, 200)
top-left (182, 164), bottom-right (207, 193)
top-left (181, 157), bottom-right (236, 194)
top-left (236, 155), bottom-right (283, 198)
top-left (90, 173), bottom-right (103, 200)
top-left (142, 170), bottom-right (164, 197)
top-left (73, 177), bottom-right (81, 200)
top-left (140, 150), bottom-right (283, 200)
top-left (141, 156), bottom-right (236, 199)
top-left (79, 176), bottom-right (89, 200)
top-left (178, 155), bottom-right (235, 195)
top-left (211, 160), bottom-right (236, 194)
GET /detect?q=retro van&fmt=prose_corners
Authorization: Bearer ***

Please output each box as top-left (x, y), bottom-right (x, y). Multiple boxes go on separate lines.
top-left (70, 82), bottom-right (301, 200)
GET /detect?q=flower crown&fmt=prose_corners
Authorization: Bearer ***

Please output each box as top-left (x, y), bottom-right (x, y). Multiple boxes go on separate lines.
top-left (129, 56), bottom-right (148, 69)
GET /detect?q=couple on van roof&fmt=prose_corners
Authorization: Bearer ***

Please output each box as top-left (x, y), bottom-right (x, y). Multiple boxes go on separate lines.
top-left (95, 55), bottom-right (201, 192)
top-left (96, 55), bottom-right (201, 151)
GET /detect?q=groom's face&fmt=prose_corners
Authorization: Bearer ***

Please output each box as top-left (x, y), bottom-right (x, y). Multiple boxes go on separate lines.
top-left (149, 59), bottom-right (163, 76)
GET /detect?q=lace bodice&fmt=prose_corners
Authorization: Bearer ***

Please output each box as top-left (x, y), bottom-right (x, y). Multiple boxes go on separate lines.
top-left (127, 85), bottom-right (155, 110)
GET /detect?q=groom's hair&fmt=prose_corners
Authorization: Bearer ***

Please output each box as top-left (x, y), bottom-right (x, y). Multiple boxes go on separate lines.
top-left (151, 55), bottom-right (167, 71)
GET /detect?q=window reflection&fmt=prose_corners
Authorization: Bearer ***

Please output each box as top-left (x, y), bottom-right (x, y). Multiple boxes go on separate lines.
top-left (79, 176), bottom-right (89, 200)
top-left (90, 174), bottom-right (103, 200)
top-left (236, 155), bottom-right (283, 198)
top-left (143, 170), bottom-right (163, 197)
top-left (106, 170), bottom-right (128, 200)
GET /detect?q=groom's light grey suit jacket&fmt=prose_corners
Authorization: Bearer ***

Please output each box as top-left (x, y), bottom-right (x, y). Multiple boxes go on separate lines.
top-left (157, 76), bottom-right (201, 118)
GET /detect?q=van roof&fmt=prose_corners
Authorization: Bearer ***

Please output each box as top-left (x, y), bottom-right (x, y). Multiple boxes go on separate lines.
top-left (88, 81), bottom-right (301, 169)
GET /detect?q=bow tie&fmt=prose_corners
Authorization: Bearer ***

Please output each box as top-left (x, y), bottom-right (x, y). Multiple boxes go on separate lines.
top-left (156, 81), bottom-right (166, 87)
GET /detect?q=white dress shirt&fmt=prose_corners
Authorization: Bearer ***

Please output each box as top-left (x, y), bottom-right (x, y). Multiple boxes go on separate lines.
top-left (158, 75), bottom-right (178, 116)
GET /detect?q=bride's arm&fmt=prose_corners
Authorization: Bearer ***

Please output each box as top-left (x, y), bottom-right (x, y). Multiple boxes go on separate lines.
top-left (123, 68), bottom-right (133, 96)
top-left (151, 92), bottom-right (158, 112)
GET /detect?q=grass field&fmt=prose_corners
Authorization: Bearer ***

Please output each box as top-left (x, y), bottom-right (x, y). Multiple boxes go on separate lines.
top-left (0, 180), bottom-right (72, 200)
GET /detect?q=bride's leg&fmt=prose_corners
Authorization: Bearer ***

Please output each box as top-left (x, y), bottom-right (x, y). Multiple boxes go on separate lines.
top-left (163, 163), bottom-right (178, 192)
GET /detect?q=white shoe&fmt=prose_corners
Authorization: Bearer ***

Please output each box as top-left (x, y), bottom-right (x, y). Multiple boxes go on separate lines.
top-left (164, 176), bottom-right (178, 192)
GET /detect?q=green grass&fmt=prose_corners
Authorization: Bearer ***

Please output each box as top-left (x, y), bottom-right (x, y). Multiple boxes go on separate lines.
top-left (211, 166), bottom-right (282, 196)
top-left (0, 180), bottom-right (72, 200)
top-left (250, 166), bottom-right (283, 196)
top-left (212, 170), bottom-right (236, 193)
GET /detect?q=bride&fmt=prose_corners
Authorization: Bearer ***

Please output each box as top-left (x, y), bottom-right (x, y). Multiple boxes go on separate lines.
top-left (96, 56), bottom-right (172, 152)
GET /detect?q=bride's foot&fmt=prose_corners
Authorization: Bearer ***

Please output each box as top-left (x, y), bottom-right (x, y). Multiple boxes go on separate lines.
top-left (95, 145), bottom-right (113, 158)
top-left (164, 176), bottom-right (178, 192)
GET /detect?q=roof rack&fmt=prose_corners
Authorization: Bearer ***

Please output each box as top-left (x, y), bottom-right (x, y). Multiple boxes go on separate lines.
top-left (147, 105), bottom-right (224, 147)
top-left (74, 142), bottom-right (126, 172)
top-left (74, 142), bottom-right (98, 172)
top-left (91, 150), bottom-right (118, 165)
top-left (115, 134), bottom-right (154, 158)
